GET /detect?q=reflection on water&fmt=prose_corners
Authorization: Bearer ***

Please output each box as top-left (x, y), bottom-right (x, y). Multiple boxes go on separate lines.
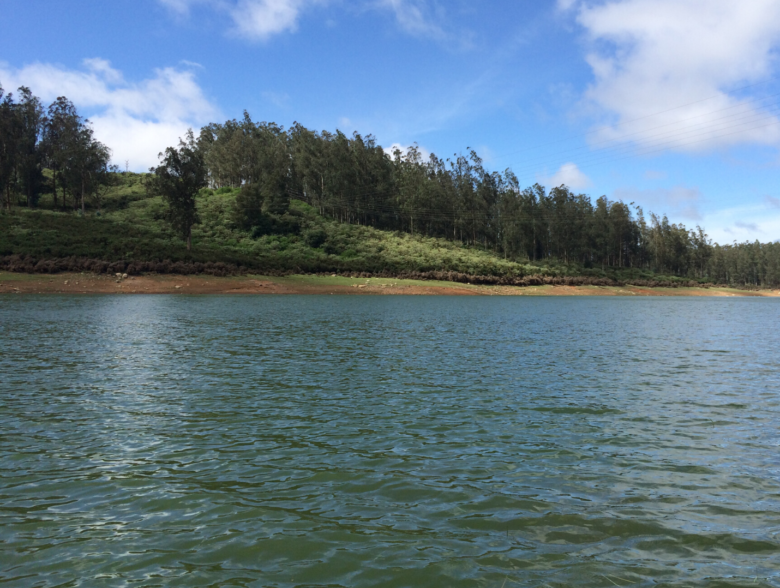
top-left (1, 295), bottom-right (779, 587)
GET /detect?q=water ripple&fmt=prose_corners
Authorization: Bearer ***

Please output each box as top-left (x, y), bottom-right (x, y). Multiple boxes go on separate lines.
top-left (1, 295), bottom-right (779, 587)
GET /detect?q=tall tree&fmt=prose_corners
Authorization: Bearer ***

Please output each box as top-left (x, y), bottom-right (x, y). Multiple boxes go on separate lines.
top-left (14, 88), bottom-right (45, 208)
top-left (0, 86), bottom-right (18, 210)
top-left (149, 130), bottom-right (206, 251)
top-left (70, 125), bottom-right (111, 214)
top-left (41, 97), bottom-right (82, 210)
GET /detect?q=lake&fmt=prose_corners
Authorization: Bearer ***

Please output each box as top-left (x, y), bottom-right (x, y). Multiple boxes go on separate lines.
top-left (1, 295), bottom-right (779, 587)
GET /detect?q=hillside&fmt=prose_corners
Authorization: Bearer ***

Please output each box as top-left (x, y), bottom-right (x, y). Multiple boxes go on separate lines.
top-left (0, 172), bottom-right (700, 286)
top-left (1, 86), bottom-right (778, 288)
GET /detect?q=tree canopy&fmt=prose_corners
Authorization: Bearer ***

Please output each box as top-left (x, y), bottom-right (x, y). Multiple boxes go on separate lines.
top-left (149, 131), bottom-right (207, 251)
top-left (0, 86), bottom-right (112, 213)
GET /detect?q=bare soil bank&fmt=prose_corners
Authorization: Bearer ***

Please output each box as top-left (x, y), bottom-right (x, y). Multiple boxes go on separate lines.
top-left (1, 272), bottom-right (778, 297)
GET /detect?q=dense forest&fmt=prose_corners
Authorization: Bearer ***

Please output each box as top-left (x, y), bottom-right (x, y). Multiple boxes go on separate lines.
top-left (2, 84), bottom-right (779, 287)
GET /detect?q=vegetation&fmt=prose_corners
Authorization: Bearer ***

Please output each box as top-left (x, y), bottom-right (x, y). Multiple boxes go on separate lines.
top-left (1, 84), bottom-right (779, 287)
top-left (148, 131), bottom-right (206, 251)
top-left (1, 86), bottom-right (113, 213)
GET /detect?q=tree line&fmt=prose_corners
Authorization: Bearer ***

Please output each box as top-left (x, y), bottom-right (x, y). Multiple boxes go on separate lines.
top-left (194, 112), bottom-right (780, 285)
top-left (0, 85), bottom-right (114, 213)
top-left (1, 86), bottom-right (779, 287)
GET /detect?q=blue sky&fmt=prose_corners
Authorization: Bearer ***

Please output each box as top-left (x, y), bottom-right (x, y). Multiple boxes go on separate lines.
top-left (2, 0), bottom-right (780, 243)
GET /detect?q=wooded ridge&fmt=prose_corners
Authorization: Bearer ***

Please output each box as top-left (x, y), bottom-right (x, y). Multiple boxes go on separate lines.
top-left (1, 84), bottom-right (778, 287)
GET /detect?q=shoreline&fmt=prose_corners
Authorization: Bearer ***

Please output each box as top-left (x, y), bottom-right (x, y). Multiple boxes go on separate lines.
top-left (1, 272), bottom-right (779, 297)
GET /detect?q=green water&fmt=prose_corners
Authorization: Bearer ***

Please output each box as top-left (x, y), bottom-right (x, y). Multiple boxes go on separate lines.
top-left (1, 295), bottom-right (779, 587)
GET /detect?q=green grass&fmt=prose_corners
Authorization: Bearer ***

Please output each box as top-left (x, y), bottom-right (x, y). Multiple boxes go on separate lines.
top-left (0, 173), bottom-right (697, 282)
top-left (0, 271), bottom-right (49, 282)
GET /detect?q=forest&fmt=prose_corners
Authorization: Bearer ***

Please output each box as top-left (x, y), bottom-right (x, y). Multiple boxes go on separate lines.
top-left (1, 84), bottom-right (779, 287)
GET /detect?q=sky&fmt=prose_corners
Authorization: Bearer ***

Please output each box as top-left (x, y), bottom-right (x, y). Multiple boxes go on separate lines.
top-left (2, 0), bottom-right (780, 243)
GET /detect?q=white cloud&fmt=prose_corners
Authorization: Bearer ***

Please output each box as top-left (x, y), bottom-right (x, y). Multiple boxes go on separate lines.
top-left (82, 58), bottom-right (123, 84)
top-left (384, 142), bottom-right (432, 162)
top-left (180, 59), bottom-right (205, 69)
top-left (539, 162), bottom-right (592, 190)
top-left (570, 0), bottom-right (780, 152)
top-left (377, 0), bottom-right (446, 40)
top-left (230, 0), bottom-right (312, 40)
top-left (613, 185), bottom-right (703, 221)
top-left (701, 202), bottom-right (780, 243)
top-left (0, 59), bottom-right (220, 171)
top-left (156, 0), bottom-right (453, 43)
top-left (157, 0), bottom-right (316, 40)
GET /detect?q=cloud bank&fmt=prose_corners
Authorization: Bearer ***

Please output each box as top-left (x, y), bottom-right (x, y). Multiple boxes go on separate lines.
top-left (567, 0), bottom-right (780, 152)
top-left (702, 200), bottom-right (780, 243)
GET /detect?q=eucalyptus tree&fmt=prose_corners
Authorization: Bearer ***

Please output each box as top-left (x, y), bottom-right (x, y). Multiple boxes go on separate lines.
top-left (689, 227), bottom-right (712, 279)
top-left (74, 128), bottom-right (112, 213)
top-left (149, 130), bottom-right (206, 251)
top-left (1, 87), bottom-right (107, 211)
top-left (288, 122), bottom-right (328, 212)
top-left (423, 154), bottom-right (458, 239)
top-left (393, 144), bottom-right (429, 235)
top-left (497, 171), bottom-right (524, 258)
top-left (0, 86), bottom-right (18, 210)
top-left (42, 97), bottom-right (82, 209)
top-left (609, 200), bottom-right (635, 268)
top-left (14, 87), bottom-right (45, 208)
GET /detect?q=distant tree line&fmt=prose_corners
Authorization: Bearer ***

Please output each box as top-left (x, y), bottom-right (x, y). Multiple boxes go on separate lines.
top-left (196, 112), bottom-right (780, 286)
top-left (0, 85), bottom-right (114, 213)
top-left (1, 87), bottom-right (779, 287)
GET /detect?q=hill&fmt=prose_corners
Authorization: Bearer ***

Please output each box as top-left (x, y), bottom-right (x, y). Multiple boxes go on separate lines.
top-left (0, 172), bottom-right (702, 287)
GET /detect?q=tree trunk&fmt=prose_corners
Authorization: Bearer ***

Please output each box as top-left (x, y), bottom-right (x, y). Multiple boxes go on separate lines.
top-left (187, 228), bottom-right (192, 251)
top-left (81, 177), bottom-right (85, 214)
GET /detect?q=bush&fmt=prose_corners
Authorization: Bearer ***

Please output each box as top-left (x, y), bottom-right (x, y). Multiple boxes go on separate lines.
top-left (251, 213), bottom-right (301, 239)
top-left (303, 227), bottom-right (327, 248)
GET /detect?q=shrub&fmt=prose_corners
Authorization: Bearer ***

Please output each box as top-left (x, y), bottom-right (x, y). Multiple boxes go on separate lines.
top-left (303, 227), bottom-right (327, 248)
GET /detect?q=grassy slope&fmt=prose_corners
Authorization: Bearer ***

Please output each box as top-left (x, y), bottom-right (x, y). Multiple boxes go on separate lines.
top-left (0, 173), bottom-right (693, 282)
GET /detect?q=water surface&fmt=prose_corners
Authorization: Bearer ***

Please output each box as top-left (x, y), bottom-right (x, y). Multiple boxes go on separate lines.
top-left (2, 295), bottom-right (779, 587)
